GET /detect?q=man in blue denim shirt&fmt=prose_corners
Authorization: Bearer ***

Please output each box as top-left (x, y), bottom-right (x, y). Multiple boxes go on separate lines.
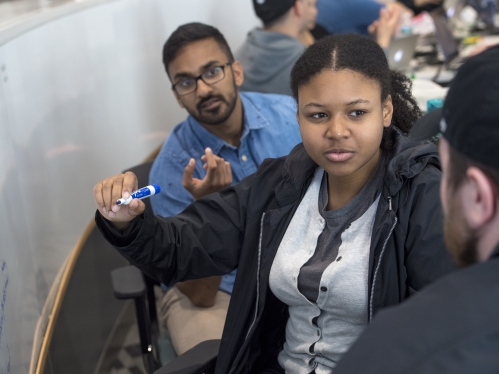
top-left (149, 23), bottom-right (301, 355)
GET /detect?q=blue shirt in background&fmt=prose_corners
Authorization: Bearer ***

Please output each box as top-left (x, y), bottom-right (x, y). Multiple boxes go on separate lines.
top-left (316, 0), bottom-right (384, 35)
top-left (150, 91), bottom-right (302, 294)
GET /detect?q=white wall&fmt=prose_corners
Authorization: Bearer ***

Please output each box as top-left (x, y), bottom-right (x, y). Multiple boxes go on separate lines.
top-left (0, 1), bottom-right (260, 371)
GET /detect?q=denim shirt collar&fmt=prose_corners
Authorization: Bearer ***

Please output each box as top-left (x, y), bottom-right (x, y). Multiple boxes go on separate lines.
top-left (185, 93), bottom-right (270, 154)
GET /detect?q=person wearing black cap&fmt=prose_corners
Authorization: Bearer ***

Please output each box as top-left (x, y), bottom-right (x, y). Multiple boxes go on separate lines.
top-left (334, 44), bottom-right (499, 374)
top-left (236, 0), bottom-right (317, 96)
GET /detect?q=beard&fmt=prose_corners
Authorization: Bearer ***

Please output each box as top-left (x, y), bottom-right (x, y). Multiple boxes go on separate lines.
top-left (443, 194), bottom-right (479, 268)
top-left (190, 87), bottom-right (238, 126)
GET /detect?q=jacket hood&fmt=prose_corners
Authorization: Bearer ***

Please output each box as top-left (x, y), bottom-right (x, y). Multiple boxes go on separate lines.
top-left (276, 129), bottom-right (440, 205)
top-left (237, 28), bottom-right (305, 84)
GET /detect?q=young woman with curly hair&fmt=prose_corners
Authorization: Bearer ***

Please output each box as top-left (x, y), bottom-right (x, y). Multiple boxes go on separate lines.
top-left (94, 34), bottom-right (455, 374)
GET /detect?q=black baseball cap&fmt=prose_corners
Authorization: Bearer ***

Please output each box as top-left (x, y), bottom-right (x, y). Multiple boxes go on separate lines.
top-left (439, 45), bottom-right (499, 171)
top-left (253, 0), bottom-right (296, 24)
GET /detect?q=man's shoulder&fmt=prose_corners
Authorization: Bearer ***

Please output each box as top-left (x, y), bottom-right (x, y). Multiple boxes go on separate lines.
top-left (241, 91), bottom-right (296, 115)
top-left (152, 120), bottom-right (203, 174)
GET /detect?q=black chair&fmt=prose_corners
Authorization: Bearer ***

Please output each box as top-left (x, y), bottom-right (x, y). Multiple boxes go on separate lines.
top-left (111, 265), bottom-right (220, 374)
top-left (110, 160), bottom-right (221, 374)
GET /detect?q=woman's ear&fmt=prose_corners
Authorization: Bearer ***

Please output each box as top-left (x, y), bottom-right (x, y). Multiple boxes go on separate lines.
top-left (383, 94), bottom-right (394, 128)
top-left (232, 61), bottom-right (245, 87)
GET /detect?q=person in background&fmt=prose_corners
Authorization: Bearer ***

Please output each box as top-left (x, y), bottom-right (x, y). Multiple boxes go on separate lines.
top-left (315, 0), bottom-right (443, 36)
top-left (94, 34), bottom-right (455, 373)
top-left (148, 22), bottom-right (302, 355)
top-left (399, 0), bottom-right (444, 15)
top-left (236, 0), bottom-right (317, 96)
top-left (334, 44), bottom-right (499, 374)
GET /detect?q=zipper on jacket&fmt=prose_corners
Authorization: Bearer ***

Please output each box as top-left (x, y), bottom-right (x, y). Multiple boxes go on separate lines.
top-left (245, 212), bottom-right (265, 340)
top-left (229, 214), bottom-right (266, 374)
top-left (369, 197), bottom-right (397, 322)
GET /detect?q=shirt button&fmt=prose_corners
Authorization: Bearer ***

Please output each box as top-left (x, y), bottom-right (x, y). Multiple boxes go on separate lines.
top-left (337, 256), bottom-right (342, 262)
top-left (241, 155), bottom-right (248, 162)
top-left (320, 286), bottom-right (327, 292)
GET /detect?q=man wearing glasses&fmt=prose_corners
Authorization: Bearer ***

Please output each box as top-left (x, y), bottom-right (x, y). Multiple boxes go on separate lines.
top-left (149, 22), bottom-right (301, 355)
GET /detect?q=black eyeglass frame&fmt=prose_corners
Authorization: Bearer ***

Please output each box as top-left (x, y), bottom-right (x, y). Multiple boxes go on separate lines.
top-left (172, 62), bottom-right (232, 96)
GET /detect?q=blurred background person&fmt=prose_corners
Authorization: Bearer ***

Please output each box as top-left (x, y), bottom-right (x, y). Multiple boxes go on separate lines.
top-left (236, 0), bottom-right (317, 96)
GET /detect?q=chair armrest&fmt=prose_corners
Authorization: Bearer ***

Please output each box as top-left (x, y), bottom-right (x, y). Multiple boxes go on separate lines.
top-left (111, 265), bottom-right (146, 299)
top-left (153, 339), bottom-right (220, 374)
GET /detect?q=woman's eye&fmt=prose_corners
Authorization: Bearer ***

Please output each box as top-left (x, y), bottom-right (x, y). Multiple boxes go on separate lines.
top-left (349, 110), bottom-right (366, 117)
top-left (310, 113), bottom-right (327, 119)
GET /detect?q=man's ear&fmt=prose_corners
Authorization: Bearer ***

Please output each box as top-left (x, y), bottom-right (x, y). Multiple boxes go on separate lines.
top-left (382, 94), bottom-right (394, 128)
top-left (172, 89), bottom-right (185, 109)
top-left (293, 0), bottom-right (304, 18)
top-left (461, 166), bottom-right (497, 230)
top-left (232, 61), bottom-right (245, 87)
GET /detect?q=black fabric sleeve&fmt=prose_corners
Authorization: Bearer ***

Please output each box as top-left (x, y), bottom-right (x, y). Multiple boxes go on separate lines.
top-left (95, 210), bottom-right (143, 247)
top-left (93, 156), bottom-right (286, 288)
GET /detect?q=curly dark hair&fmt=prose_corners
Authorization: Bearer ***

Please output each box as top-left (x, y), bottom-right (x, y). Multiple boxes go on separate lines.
top-left (290, 34), bottom-right (422, 151)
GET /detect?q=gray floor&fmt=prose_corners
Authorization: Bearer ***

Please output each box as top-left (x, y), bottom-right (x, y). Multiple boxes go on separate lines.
top-left (97, 288), bottom-right (177, 374)
top-left (97, 300), bottom-right (147, 374)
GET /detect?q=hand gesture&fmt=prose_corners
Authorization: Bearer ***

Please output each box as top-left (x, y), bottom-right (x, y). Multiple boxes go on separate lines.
top-left (182, 147), bottom-right (232, 200)
top-left (369, 7), bottom-right (402, 49)
top-left (94, 171), bottom-right (145, 229)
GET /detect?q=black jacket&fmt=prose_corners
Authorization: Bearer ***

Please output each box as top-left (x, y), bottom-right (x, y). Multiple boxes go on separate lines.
top-left (334, 246), bottom-right (499, 374)
top-left (97, 132), bottom-right (456, 373)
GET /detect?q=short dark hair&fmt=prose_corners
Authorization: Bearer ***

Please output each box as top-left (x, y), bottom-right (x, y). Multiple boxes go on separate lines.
top-left (448, 144), bottom-right (499, 195)
top-left (162, 23), bottom-right (234, 78)
top-left (290, 34), bottom-right (422, 151)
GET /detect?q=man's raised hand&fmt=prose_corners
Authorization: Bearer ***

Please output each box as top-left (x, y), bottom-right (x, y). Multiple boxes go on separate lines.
top-left (182, 147), bottom-right (232, 200)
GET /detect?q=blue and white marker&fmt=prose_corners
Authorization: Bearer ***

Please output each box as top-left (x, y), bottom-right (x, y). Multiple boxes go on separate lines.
top-left (116, 184), bottom-right (161, 205)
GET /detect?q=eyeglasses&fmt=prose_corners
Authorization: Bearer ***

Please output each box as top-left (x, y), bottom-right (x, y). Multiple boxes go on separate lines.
top-left (172, 63), bottom-right (232, 96)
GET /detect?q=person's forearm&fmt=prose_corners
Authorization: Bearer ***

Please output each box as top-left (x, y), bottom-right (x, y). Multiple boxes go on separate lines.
top-left (176, 276), bottom-right (223, 307)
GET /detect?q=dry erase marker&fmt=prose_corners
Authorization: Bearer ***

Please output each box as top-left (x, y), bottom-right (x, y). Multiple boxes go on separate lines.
top-left (116, 184), bottom-right (161, 205)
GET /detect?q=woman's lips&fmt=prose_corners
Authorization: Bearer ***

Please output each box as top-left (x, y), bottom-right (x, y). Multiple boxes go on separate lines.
top-left (325, 149), bottom-right (354, 162)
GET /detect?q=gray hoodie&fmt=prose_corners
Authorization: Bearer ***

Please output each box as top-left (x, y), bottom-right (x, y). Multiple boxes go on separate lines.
top-left (236, 28), bottom-right (305, 96)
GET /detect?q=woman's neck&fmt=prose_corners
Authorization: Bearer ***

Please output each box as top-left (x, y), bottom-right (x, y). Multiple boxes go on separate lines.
top-left (326, 150), bottom-right (382, 211)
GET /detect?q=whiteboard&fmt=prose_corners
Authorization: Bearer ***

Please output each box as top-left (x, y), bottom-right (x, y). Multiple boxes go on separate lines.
top-left (0, 0), bottom-right (260, 371)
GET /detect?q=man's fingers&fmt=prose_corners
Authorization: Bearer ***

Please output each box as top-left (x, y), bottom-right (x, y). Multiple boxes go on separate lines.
top-left (204, 148), bottom-right (217, 171)
top-left (182, 158), bottom-right (196, 188)
top-left (224, 161), bottom-right (233, 186)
